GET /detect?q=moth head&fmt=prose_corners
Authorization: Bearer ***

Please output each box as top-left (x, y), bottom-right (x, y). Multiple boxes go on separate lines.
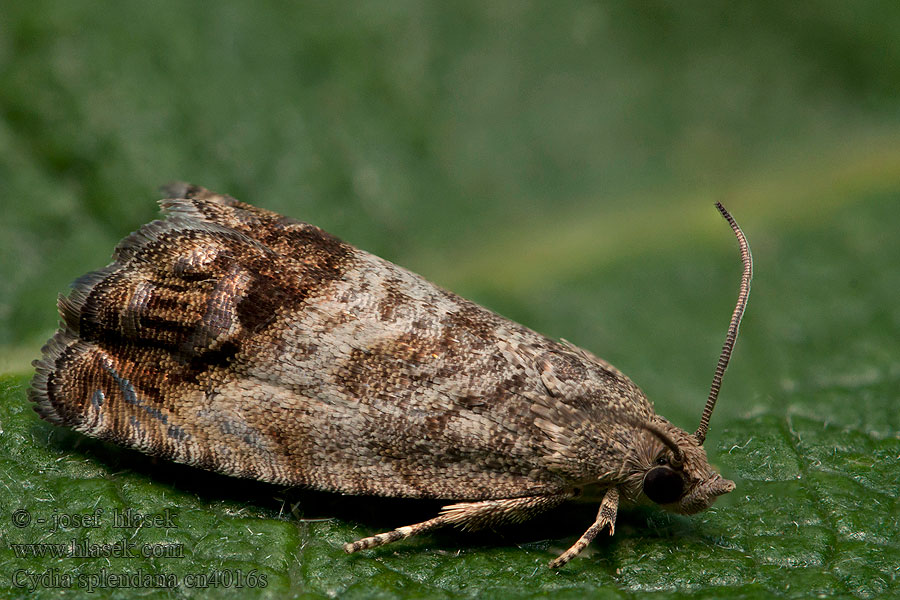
top-left (632, 421), bottom-right (735, 514)
top-left (631, 202), bottom-right (751, 514)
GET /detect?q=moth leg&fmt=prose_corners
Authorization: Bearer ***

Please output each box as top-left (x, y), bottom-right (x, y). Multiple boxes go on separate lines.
top-left (343, 515), bottom-right (445, 554)
top-left (344, 492), bottom-right (572, 554)
top-left (548, 487), bottom-right (619, 569)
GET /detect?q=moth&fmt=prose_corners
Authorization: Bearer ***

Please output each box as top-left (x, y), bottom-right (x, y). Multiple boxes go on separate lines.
top-left (31, 184), bottom-right (751, 568)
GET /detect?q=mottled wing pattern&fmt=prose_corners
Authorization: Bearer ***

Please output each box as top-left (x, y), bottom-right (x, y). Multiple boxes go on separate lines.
top-left (31, 184), bottom-right (651, 500)
top-left (30, 185), bottom-right (351, 478)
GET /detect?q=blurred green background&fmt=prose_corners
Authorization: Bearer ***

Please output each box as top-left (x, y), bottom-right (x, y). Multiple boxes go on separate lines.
top-left (1, 2), bottom-right (898, 598)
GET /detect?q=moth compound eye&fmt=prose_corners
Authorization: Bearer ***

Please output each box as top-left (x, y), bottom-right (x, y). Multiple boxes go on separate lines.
top-left (643, 466), bottom-right (684, 505)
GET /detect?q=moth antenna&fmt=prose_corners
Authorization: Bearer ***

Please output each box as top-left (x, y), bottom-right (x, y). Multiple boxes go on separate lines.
top-left (695, 202), bottom-right (753, 445)
top-left (638, 421), bottom-right (685, 468)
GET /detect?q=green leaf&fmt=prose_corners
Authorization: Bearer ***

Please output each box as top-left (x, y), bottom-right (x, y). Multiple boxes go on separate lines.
top-left (2, 2), bottom-right (899, 598)
top-left (3, 194), bottom-right (898, 598)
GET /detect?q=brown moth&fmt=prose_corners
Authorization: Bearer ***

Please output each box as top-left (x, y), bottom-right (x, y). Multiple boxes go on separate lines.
top-left (30, 184), bottom-right (751, 568)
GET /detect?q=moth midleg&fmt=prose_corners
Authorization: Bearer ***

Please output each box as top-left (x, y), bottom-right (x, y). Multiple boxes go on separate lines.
top-left (344, 492), bottom-right (573, 554)
top-left (548, 487), bottom-right (619, 569)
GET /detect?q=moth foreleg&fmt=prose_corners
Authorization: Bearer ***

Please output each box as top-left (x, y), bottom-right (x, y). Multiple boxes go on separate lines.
top-left (344, 492), bottom-right (572, 554)
top-left (548, 487), bottom-right (619, 569)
